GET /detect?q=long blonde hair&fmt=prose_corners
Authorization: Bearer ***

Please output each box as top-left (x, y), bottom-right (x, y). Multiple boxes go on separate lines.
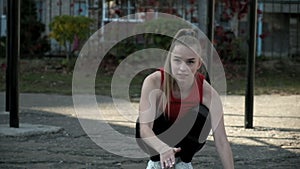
top-left (162, 28), bottom-right (203, 116)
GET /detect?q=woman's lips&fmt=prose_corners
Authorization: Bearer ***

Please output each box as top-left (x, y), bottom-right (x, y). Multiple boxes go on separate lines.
top-left (176, 74), bottom-right (188, 79)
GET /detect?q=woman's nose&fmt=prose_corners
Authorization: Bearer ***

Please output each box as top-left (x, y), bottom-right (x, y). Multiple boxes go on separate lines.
top-left (179, 62), bottom-right (187, 72)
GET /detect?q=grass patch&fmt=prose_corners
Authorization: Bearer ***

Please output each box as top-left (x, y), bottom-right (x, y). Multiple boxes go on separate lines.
top-left (0, 58), bottom-right (299, 97)
top-left (21, 72), bottom-right (73, 94)
top-left (226, 59), bottom-right (300, 95)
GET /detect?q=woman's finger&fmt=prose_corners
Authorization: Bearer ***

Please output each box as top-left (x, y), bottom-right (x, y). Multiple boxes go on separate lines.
top-left (173, 147), bottom-right (181, 153)
top-left (168, 158), bottom-right (173, 168)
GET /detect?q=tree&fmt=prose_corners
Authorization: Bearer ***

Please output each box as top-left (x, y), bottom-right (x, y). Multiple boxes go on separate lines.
top-left (219, 0), bottom-right (249, 36)
top-left (49, 15), bottom-right (94, 59)
top-left (20, 0), bottom-right (50, 57)
top-left (213, 0), bottom-right (249, 61)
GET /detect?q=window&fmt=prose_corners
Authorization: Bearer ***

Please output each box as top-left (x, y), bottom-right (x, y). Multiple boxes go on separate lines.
top-left (103, 0), bottom-right (143, 23)
top-left (75, 0), bottom-right (88, 16)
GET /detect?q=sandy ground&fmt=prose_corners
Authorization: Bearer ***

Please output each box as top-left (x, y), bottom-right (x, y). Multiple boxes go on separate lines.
top-left (0, 93), bottom-right (299, 168)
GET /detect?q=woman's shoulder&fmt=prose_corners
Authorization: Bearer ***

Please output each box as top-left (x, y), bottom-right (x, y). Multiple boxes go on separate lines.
top-left (143, 71), bottom-right (162, 89)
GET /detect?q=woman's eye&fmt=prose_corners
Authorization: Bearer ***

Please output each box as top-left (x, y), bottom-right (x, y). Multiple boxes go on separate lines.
top-left (187, 60), bottom-right (195, 65)
top-left (173, 58), bottom-right (181, 62)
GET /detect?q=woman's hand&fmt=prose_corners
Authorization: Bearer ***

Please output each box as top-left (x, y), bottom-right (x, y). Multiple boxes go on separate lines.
top-left (160, 147), bottom-right (181, 168)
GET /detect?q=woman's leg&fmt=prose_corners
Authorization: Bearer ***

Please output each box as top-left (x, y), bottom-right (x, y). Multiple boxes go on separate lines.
top-left (175, 161), bottom-right (193, 169)
top-left (146, 160), bottom-right (162, 169)
top-left (174, 104), bottom-right (211, 162)
top-left (146, 159), bottom-right (193, 169)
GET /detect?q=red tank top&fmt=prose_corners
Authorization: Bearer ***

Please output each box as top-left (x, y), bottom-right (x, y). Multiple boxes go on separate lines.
top-left (159, 69), bottom-right (205, 122)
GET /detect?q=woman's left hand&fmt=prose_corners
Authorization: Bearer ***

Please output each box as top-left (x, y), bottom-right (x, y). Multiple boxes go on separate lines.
top-left (160, 147), bottom-right (181, 168)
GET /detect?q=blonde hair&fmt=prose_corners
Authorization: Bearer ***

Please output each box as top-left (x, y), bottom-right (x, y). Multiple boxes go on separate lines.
top-left (162, 28), bottom-right (203, 116)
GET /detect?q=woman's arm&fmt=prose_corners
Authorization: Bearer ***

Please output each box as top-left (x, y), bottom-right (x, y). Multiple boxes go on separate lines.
top-left (139, 72), bottom-right (180, 168)
top-left (213, 116), bottom-right (234, 169)
top-left (139, 72), bottom-right (168, 152)
top-left (202, 81), bottom-right (234, 169)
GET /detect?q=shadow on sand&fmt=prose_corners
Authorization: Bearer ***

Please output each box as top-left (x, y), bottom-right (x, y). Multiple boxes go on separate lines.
top-left (0, 107), bottom-right (299, 169)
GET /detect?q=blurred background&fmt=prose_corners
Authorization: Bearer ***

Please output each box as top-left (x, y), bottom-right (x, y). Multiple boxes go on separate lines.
top-left (0, 2), bottom-right (299, 168)
top-left (0, 0), bottom-right (299, 97)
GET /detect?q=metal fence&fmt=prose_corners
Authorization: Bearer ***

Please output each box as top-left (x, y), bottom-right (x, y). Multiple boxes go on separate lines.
top-left (0, 0), bottom-right (299, 58)
top-left (0, 0), bottom-right (207, 56)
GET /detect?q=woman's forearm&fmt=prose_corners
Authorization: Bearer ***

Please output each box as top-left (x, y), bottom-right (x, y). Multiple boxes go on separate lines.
top-left (216, 141), bottom-right (234, 169)
top-left (140, 124), bottom-right (171, 153)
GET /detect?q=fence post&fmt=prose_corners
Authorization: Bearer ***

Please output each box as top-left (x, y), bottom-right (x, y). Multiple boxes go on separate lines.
top-left (245, 0), bottom-right (257, 129)
top-left (7, 0), bottom-right (20, 128)
top-left (206, 0), bottom-right (215, 84)
top-left (207, 0), bottom-right (214, 42)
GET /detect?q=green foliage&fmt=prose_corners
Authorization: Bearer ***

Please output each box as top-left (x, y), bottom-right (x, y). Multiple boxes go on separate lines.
top-left (108, 17), bottom-right (192, 62)
top-left (214, 27), bottom-right (246, 62)
top-left (49, 15), bottom-right (94, 59)
top-left (20, 0), bottom-right (50, 57)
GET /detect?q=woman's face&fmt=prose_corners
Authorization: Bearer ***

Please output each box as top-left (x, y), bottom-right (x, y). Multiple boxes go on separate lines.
top-left (170, 44), bottom-right (201, 85)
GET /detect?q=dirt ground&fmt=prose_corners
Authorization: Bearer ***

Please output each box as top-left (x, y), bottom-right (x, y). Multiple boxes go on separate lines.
top-left (0, 93), bottom-right (299, 169)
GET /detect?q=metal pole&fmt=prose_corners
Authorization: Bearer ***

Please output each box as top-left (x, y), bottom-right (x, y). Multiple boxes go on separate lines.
top-left (6, 0), bottom-right (11, 113)
top-left (206, 0), bottom-right (215, 84)
top-left (7, 0), bottom-right (20, 128)
top-left (245, 0), bottom-right (257, 129)
top-left (207, 0), bottom-right (214, 42)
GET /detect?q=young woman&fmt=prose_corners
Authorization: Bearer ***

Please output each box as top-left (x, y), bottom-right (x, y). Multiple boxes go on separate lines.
top-left (136, 29), bottom-right (234, 169)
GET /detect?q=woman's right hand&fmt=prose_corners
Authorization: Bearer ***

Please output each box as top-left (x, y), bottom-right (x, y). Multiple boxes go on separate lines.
top-left (160, 147), bottom-right (181, 168)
